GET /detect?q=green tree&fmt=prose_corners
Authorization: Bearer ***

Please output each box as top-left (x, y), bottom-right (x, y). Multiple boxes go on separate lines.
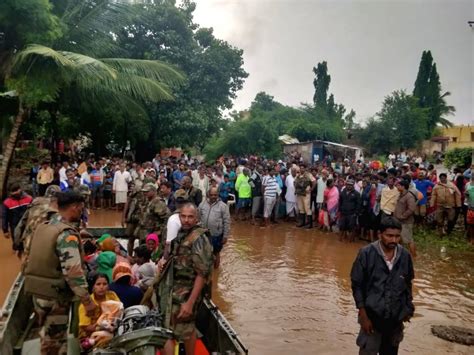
top-left (344, 109), bottom-right (357, 130)
top-left (0, 0), bottom-right (63, 86)
top-left (312, 61), bottom-right (331, 110)
top-left (413, 50), bottom-right (433, 107)
top-left (444, 148), bottom-right (473, 169)
top-left (425, 63), bottom-right (455, 132)
top-left (0, 1), bottom-right (185, 196)
top-left (413, 50), bottom-right (454, 136)
top-left (356, 91), bottom-right (428, 154)
top-left (356, 117), bottom-right (393, 155)
top-left (117, 2), bottom-right (248, 158)
top-left (250, 92), bottom-right (281, 112)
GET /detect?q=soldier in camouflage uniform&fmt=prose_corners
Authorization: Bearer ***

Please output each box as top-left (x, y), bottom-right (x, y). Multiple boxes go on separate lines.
top-left (158, 203), bottom-right (213, 355)
top-left (123, 182), bottom-right (146, 255)
top-left (23, 192), bottom-right (97, 355)
top-left (134, 183), bottom-right (170, 244)
top-left (14, 185), bottom-right (61, 259)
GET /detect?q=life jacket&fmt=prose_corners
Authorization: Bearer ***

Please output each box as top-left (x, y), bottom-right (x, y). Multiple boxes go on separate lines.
top-left (23, 220), bottom-right (80, 300)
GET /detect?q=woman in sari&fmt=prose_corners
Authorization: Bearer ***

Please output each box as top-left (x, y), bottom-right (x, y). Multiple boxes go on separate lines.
top-left (324, 179), bottom-right (339, 231)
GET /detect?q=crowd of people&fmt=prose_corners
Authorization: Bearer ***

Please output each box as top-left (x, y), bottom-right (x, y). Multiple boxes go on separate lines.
top-left (2, 150), bottom-right (473, 355)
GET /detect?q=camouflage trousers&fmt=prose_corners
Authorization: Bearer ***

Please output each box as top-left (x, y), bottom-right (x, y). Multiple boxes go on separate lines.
top-left (33, 297), bottom-right (70, 355)
top-left (169, 303), bottom-right (197, 341)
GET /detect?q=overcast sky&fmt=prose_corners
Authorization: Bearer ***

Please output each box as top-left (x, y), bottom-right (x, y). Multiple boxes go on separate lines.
top-left (193, 0), bottom-right (473, 125)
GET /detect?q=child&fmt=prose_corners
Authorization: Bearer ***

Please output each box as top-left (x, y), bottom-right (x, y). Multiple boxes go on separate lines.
top-left (219, 174), bottom-right (232, 203)
top-left (79, 273), bottom-right (120, 341)
top-left (83, 240), bottom-right (98, 273)
top-left (133, 244), bottom-right (156, 292)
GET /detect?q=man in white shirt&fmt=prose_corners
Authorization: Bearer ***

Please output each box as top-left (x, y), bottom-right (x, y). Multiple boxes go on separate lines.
top-left (262, 169), bottom-right (279, 227)
top-left (113, 163), bottom-right (132, 210)
top-left (59, 161), bottom-right (69, 182)
top-left (285, 167), bottom-right (298, 219)
top-left (152, 154), bottom-right (161, 172)
top-left (316, 170), bottom-right (328, 206)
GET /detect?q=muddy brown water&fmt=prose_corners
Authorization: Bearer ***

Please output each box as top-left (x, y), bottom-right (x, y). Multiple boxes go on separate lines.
top-left (1, 210), bottom-right (473, 354)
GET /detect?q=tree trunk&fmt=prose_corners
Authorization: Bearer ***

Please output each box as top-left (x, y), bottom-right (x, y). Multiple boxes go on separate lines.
top-left (0, 102), bottom-right (28, 199)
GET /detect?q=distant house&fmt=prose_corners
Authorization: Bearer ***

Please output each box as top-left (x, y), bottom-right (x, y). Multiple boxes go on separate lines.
top-left (442, 125), bottom-right (474, 149)
top-left (420, 125), bottom-right (474, 155)
top-left (282, 140), bottom-right (363, 164)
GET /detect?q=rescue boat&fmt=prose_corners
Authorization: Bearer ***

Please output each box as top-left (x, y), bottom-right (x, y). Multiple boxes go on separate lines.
top-left (0, 227), bottom-right (247, 355)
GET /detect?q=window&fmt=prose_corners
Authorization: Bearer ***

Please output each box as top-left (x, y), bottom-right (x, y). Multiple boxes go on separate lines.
top-left (452, 137), bottom-right (458, 143)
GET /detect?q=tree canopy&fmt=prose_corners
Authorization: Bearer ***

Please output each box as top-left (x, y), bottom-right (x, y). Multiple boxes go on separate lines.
top-left (413, 50), bottom-right (454, 135)
top-left (0, 0), bottom-right (248, 161)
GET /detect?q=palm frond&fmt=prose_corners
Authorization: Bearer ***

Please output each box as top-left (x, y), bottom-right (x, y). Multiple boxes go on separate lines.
top-left (81, 72), bottom-right (174, 102)
top-left (101, 58), bottom-right (186, 87)
top-left (11, 45), bottom-right (117, 83)
top-left (12, 44), bottom-right (75, 73)
top-left (60, 51), bottom-right (117, 80)
top-left (58, 0), bottom-right (137, 56)
top-left (73, 83), bottom-right (149, 119)
top-left (437, 118), bottom-right (454, 128)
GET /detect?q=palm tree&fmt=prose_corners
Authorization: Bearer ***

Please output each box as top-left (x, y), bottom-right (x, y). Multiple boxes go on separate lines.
top-left (0, 44), bottom-right (184, 196)
top-left (0, 1), bottom-right (185, 197)
top-left (429, 91), bottom-right (455, 130)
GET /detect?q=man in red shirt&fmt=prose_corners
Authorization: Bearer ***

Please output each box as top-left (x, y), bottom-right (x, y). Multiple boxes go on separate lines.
top-left (2, 183), bottom-right (33, 250)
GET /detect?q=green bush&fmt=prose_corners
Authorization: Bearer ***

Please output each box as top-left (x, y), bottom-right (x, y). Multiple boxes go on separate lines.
top-left (444, 148), bottom-right (473, 169)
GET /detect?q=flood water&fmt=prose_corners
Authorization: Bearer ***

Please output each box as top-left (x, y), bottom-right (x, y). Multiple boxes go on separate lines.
top-left (1, 210), bottom-right (473, 354)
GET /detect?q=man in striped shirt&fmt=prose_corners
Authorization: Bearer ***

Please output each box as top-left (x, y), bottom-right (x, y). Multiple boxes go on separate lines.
top-left (262, 169), bottom-right (279, 227)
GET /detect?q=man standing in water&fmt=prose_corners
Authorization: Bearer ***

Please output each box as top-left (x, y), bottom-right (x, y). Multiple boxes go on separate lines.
top-left (2, 183), bottom-right (33, 250)
top-left (198, 187), bottom-right (231, 268)
top-left (23, 192), bottom-right (96, 355)
top-left (350, 217), bottom-right (414, 355)
top-left (112, 163), bottom-right (132, 211)
top-left (159, 203), bottom-right (213, 355)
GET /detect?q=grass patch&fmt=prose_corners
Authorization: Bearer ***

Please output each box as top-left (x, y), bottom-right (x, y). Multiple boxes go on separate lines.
top-left (414, 227), bottom-right (474, 252)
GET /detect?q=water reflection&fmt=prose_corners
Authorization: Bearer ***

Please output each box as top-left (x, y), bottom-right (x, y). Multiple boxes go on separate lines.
top-left (216, 223), bottom-right (473, 354)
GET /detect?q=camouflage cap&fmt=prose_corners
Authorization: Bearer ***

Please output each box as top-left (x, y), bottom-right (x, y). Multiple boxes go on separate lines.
top-left (174, 189), bottom-right (189, 201)
top-left (141, 183), bottom-right (157, 192)
top-left (77, 184), bottom-right (91, 195)
top-left (44, 184), bottom-right (61, 198)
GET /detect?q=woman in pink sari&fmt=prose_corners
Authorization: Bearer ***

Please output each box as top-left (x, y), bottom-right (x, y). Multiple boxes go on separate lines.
top-left (323, 179), bottom-right (339, 231)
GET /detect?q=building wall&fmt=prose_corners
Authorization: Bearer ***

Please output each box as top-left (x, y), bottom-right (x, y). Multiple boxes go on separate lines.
top-left (442, 125), bottom-right (474, 149)
top-left (420, 140), bottom-right (445, 155)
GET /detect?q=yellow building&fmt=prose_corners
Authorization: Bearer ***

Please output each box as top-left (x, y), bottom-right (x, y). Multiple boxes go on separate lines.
top-left (442, 125), bottom-right (474, 149)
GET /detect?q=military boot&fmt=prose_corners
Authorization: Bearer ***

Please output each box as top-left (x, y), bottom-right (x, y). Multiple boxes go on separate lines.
top-left (297, 213), bottom-right (306, 227)
top-left (305, 215), bottom-right (313, 229)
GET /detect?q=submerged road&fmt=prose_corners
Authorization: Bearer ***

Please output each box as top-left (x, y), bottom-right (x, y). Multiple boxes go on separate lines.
top-left (1, 210), bottom-right (472, 354)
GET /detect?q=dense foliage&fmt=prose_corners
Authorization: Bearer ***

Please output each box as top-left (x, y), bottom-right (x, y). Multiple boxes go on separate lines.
top-left (356, 91), bottom-right (429, 155)
top-left (413, 50), bottom-right (455, 136)
top-left (203, 61), bottom-right (356, 161)
top-left (354, 50), bottom-right (455, 155)
top-left (444, 148), bottom-right (473, 169)
top-left (0, 0), bottom-right (248, 160)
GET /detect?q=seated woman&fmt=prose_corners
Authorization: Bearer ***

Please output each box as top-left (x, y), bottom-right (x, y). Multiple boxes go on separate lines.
top-left (96, 251), bottom-right (117, 286)
top-left (100, 235), bottom-right (129, 264)
top-left (145, 233), bottom-right (161, 262)
top-left (79, 273), bottom-right (120, 341)
top-left (109, 262), bottom-right (143, 308)
top-left (133, 244), bottom-right (156, 292)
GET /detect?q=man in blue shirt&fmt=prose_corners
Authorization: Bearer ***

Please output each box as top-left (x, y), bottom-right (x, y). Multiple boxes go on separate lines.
top-left (413, 170), bottom-right (435, 224)
top-left (172, 163), bottom-right (187, 191)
